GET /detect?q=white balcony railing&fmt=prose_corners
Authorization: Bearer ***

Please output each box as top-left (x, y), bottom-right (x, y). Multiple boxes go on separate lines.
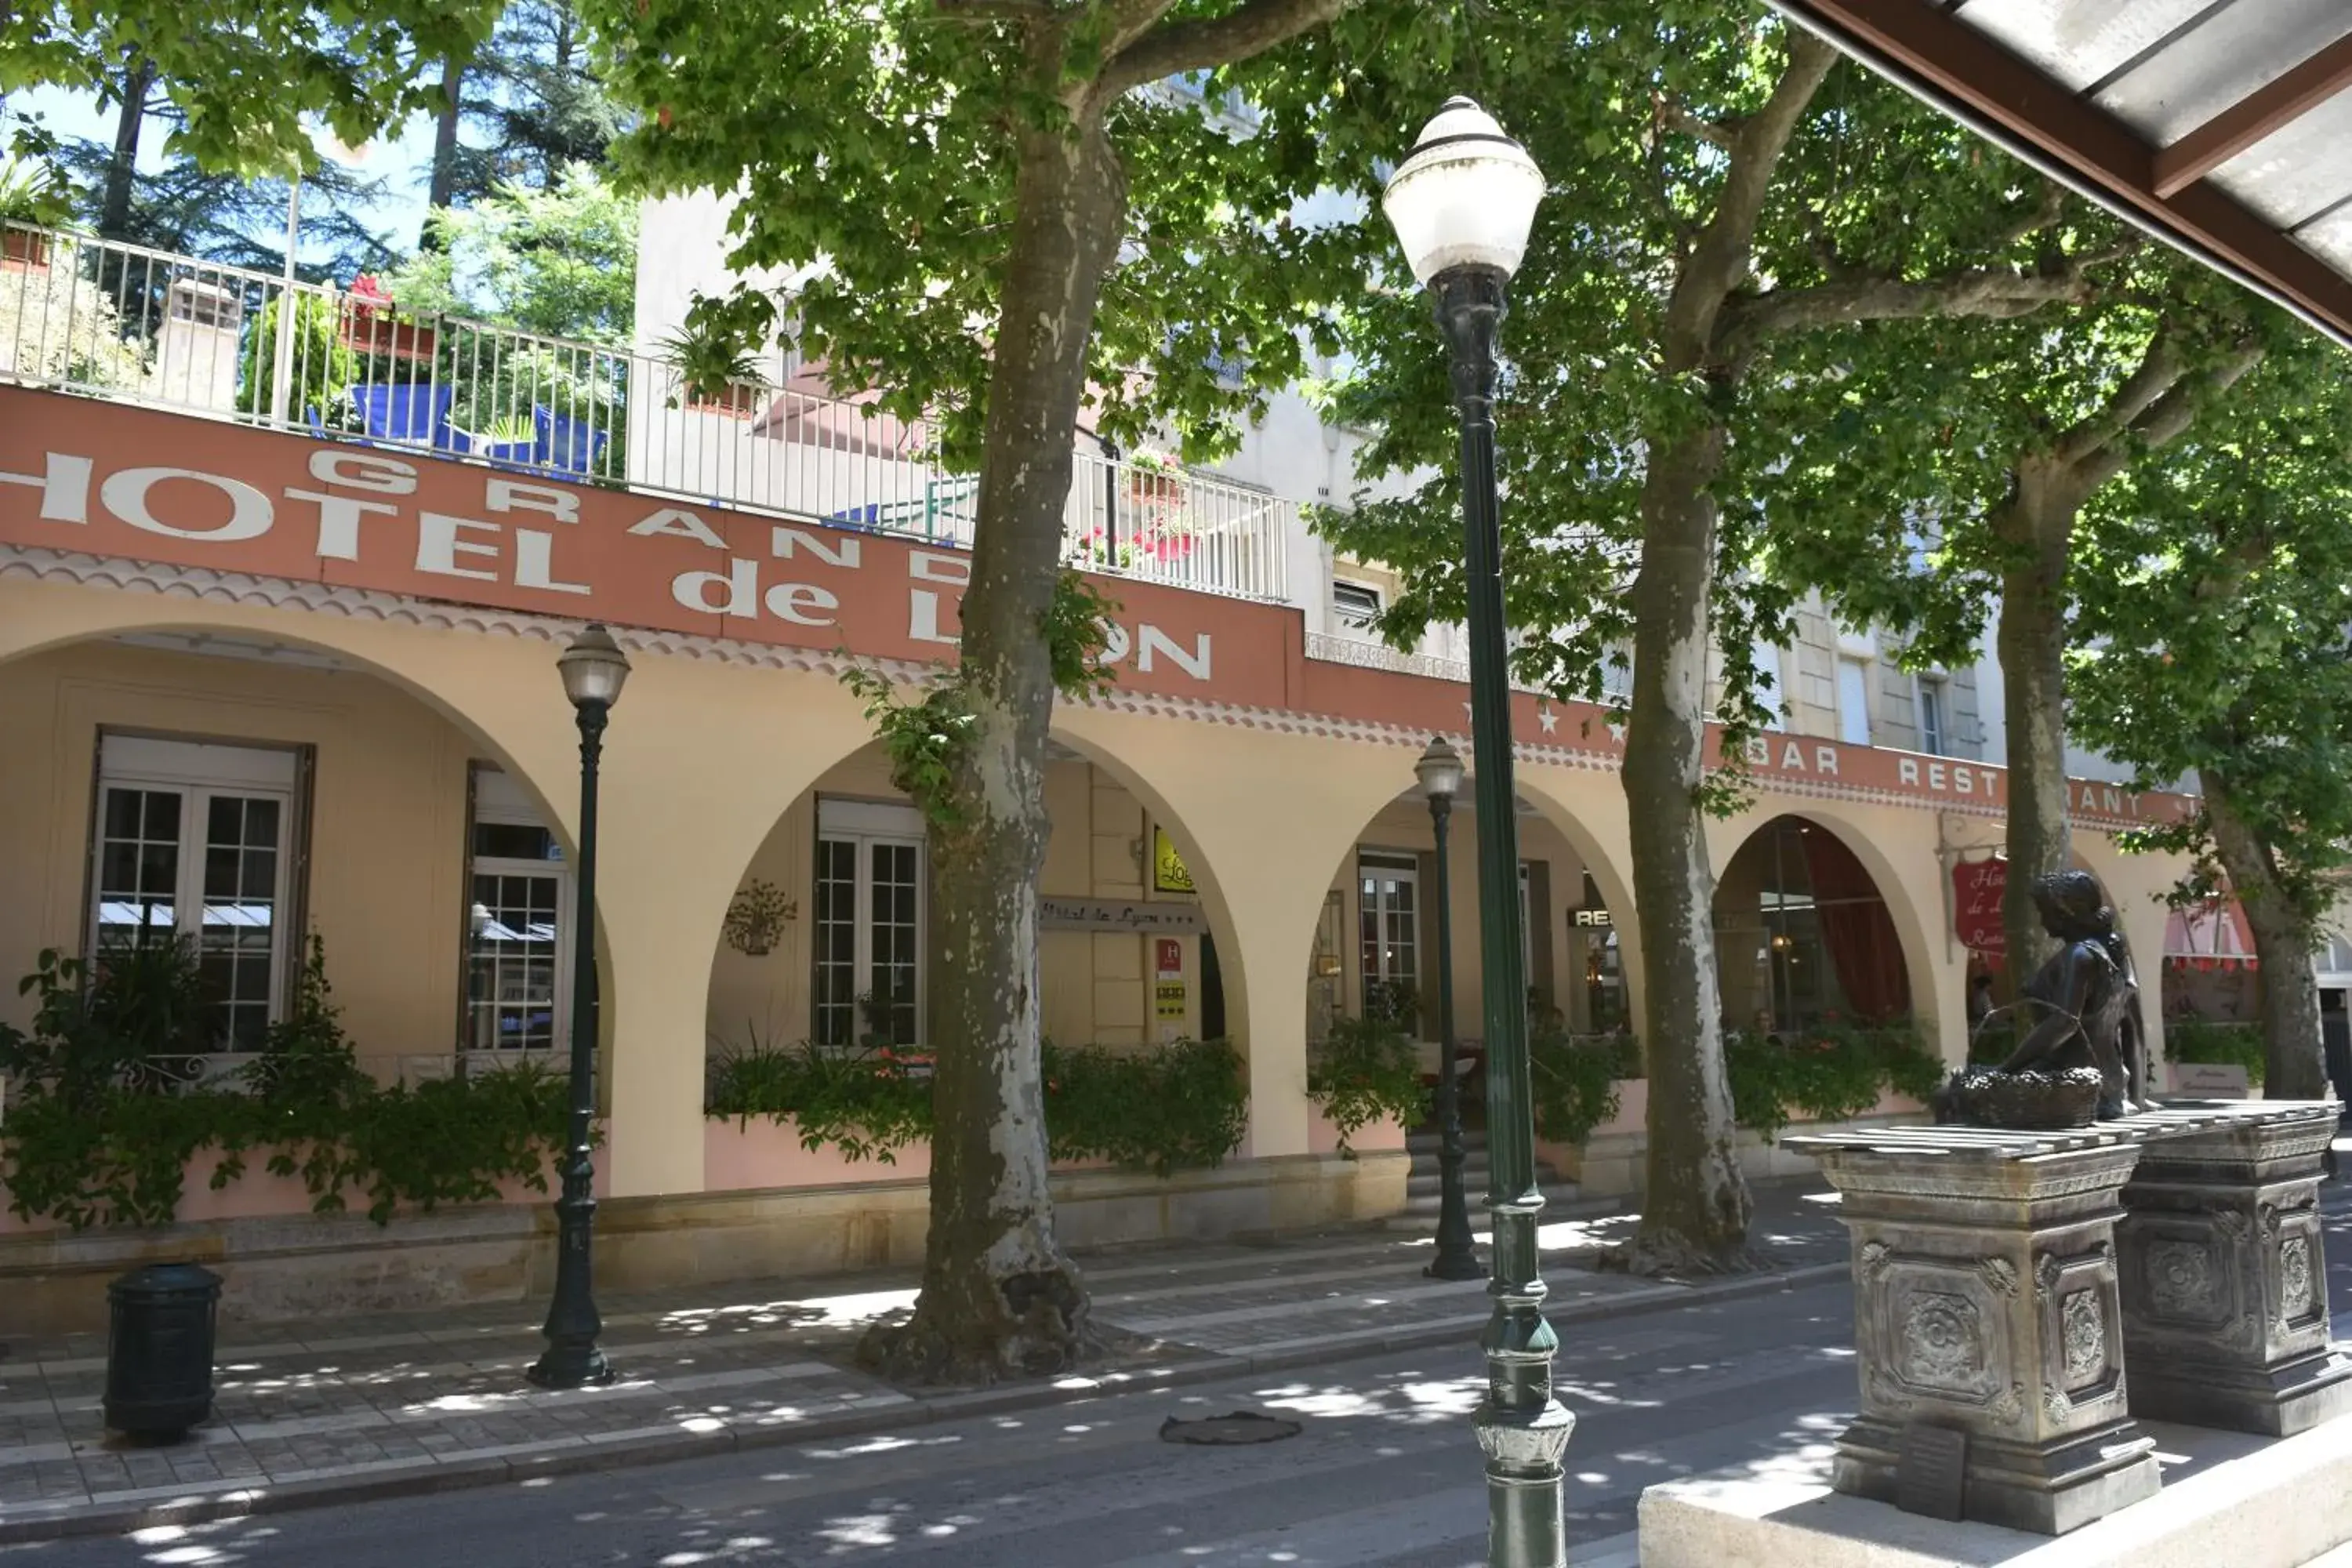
top-left (0, 223), bottom-right (1292, 602)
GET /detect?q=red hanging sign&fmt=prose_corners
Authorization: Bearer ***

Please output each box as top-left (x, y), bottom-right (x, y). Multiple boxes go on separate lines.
top-left (1954, 858), bottom-right (2006, 956)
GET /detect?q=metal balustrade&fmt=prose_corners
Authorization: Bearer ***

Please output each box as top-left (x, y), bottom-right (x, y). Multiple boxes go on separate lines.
top-left (0, 223), bottom-right (1292, 602)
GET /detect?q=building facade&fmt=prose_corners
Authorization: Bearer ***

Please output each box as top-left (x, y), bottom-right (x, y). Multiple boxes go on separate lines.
top-left (0, 217), bottom-right (2222, 1330)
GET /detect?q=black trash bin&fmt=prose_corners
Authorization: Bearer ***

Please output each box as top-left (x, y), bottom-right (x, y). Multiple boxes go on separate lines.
top-left (103, 1262), bottom-right (221, 1441)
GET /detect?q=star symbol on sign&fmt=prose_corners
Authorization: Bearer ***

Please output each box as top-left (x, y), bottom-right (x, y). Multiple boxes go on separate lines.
top-left (1605, 720), bottom-right (1628, 746)
top-left (1537, 705), bottom-right (1559, 735)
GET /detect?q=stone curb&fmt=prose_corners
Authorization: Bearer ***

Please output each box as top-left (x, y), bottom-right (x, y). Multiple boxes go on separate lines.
top-left (0, 1258), bottom-right (1849, 1545)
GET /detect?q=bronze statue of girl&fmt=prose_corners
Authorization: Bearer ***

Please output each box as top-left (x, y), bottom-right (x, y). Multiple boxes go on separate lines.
top-left (1999, 869), bottom-right (2149, 1119)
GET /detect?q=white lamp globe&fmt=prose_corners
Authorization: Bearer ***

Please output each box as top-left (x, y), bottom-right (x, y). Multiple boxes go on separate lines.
top-left (557, 623), bottom-right (632, 710)
top-left (1381, 96), bottom-right (1546, 285)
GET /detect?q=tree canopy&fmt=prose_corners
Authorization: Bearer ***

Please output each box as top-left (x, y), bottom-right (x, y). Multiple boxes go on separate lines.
top-left (2, 2), bottom-right (502, 174)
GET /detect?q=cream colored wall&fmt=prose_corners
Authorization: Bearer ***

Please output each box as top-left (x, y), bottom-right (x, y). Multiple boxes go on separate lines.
top-left (704, 750), bottom-right (1207, 1057)
top-left (0, 575), bottom-right (2207, 1202)
top-left (1330, 792), bottom-right (1586, 1041)
top-left (0, 640), bottom-right (474, 1080)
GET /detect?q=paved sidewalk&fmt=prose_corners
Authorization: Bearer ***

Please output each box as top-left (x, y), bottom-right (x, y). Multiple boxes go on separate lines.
top-left (0, 1183), bottom-right (1850, 1542)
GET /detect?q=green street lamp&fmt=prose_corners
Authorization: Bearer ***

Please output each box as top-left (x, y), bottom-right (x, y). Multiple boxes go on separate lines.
top-left (528, 622), bottom-right (630, 1390)
top-left (1415, 735), bottom-right (1483, 1282)
top-left (1383, 97), bottom-right (1573, 1566)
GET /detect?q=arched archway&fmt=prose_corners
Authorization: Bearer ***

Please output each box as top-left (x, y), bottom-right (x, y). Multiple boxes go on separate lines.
top-left (0, 593), bottom-right (592, 1092)
top-left (1512, 770), bottom-right (1644, 1041)
top-left (1710, 811), bottom-right (1932, 1040)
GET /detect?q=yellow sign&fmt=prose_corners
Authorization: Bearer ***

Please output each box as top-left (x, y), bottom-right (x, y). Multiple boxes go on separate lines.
top-left (1155, 981), bottom-right (1188, 1021)
top-left (1152, 826), bottom-right (1196, 895)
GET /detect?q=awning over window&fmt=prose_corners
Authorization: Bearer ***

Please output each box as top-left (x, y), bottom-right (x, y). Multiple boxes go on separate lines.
top-left (2165, 898), bottom-right (2259, 971)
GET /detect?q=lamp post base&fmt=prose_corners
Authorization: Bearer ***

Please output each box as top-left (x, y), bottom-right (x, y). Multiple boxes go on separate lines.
top-left (525, 1343), bottom-right (615, 1390)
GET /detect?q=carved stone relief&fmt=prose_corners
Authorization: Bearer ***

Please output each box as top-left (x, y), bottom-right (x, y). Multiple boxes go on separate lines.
top-left (2146, 1239), bottom-right (2219, 1319)
top-left (2061, 1290), bottom-right (2105, 1387)
top-left (1903, 1293), bottom-right (1985, 1392)
top-left (1977, 1257), bottom-right (2020, 1298)
top-left (2281, 1236), bottom-right (2315, 1323)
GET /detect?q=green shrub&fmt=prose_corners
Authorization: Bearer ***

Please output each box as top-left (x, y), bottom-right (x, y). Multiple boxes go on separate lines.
top-left (1044, 1039), bottom-right (1247, 1177)
top-left (1527, 1026), bottom-right (1630, 1145)
top-left (706, 1035), bottom-right (931, 1163)
top-left (706, 1034), bottom-right (1250, 1177)
top-left (1307, 1011), bottom-right (1427, 1155)
top-left (236, 291), bottom-right (358, 426)
top-left (2166, 1018), bottom-right (2266, 1090)
top-left (1726, 1021), bottom-right (1943, 1143)
top-left (0, 935), bottom-right (569, 1230)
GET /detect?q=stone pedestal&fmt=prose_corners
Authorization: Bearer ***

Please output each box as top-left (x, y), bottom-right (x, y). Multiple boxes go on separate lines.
top-left (1798, 1138), bottom-right (2160, 1536)
top-left (2119, 1105), bottom-right (2352, 1436)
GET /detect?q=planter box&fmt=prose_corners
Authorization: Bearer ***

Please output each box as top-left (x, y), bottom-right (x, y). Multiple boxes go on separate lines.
top-left (684, 390), bottom-right (764, 418)
top-left (338, 307), bottom-right (436, 362)
top-left (1, 227), bottom-right (52, 272)
top-left (0, 1143), bottom-right (583, 1237)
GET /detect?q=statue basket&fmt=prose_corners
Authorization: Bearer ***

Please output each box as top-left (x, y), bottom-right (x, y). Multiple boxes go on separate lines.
top-left (1939, 1066), bottom-right (2104, 1131)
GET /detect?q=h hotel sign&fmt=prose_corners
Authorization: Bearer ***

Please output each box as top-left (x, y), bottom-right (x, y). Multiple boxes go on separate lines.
top-left (0, 389), bottom-right (1295, 709)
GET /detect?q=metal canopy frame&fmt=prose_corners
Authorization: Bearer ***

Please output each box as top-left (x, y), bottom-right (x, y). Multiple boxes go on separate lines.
top-left (1767, 0), bottom-right (2352, 349)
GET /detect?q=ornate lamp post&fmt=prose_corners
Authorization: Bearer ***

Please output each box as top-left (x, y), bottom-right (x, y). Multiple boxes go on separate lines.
top-left (528, 623), bottom-right (630, 1390)
top-left (1416, 735), bottom-right (1483, 1282)
top-left (1383, 99), bottom-right (1572, 1566)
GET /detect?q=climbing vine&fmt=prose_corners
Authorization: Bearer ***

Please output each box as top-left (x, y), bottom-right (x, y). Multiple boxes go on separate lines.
top-left (839, 570), bottom-right (1120, 832)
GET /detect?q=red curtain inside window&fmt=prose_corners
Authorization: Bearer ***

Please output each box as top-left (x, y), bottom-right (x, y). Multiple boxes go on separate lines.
top-left (1801, 830), bottom-right (1911, 1022)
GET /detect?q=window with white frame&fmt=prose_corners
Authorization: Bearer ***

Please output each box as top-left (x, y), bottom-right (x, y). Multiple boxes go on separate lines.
top-left (1916, 675), bottom-right (1950, 756)
top-left (90, 735), bottom-right (299, 1052)
top-left (814, 799), bottom-right (926, 1048)
top-left (1359, 852), bottom-right (1418, 1017)
top-left (1332, 579), bottom-right (1383, 632)
top-left (465, 768), bottom-right (571, 1054)
top-left (1836, 656), bottom-right (1873, 746)
top-left (1754, 642), bottom-right (1787, 731)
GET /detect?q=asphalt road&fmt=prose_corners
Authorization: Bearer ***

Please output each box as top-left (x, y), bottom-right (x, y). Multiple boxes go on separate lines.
top-left (14, 1197), bottom-right (2352, 1567)
top-left (2, 1270), bottom-right (1860, 1568)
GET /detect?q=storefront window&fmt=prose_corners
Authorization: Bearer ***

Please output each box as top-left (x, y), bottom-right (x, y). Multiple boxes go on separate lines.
top-left (1358, 852), bottom-right (1417, 1018)
top-left (464, 769), bottom-right (568, 1054)
top-left (1715, 818), bottom-right (1909, 1032)
top-left (814, 799), bottom-right (926, 1048)
top-left (90, 735), bottom-right (298, 1052)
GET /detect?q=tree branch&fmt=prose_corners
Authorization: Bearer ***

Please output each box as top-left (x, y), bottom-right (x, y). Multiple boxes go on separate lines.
top-left (2074, 339), bottom-right (2266, 490)
top-left (2053, 331), bottom-right (2187, 470)
top-left (1656, 92), bottom-right (1734, 151)
top-left (1094, 0), bottom-right (1357, 102)
top-left (931, 0), bottom-right (1058, 20)
top-left (1718, 265), bottom-right (2092, 361)
top-left (1991, 179), bottom-right (2067, 251)
top-left (1668, 29), bottom-right (1838, 368)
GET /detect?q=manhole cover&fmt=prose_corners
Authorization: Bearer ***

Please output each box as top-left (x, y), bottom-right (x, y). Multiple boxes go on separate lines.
top-left (1159, 1410), bottom-right (1301, 1446)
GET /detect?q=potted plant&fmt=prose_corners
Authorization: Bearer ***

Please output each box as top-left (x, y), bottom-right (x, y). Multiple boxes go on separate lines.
top-left (660, 318), bottom-right (770, 416)
top-left (338, 274), bottom-right (437, 361)
top-left (0, 158), bottom-right (74, 271)
top-left (723, 880), bottom-right (797, 956)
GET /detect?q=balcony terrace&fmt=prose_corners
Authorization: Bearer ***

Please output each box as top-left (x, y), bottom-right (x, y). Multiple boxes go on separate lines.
top-left (0, 223), bottom-right (1300, 608)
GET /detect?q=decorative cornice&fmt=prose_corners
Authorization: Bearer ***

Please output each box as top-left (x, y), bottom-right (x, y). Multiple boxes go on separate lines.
top-left (0, 545), bottom-right (2126, 829)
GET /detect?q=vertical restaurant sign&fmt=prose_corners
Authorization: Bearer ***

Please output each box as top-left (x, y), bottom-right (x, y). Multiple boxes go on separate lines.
top-left (1953, 858), bottom-right (2005, 955)
top-left (0, 387), bottom-right (1294, 708)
